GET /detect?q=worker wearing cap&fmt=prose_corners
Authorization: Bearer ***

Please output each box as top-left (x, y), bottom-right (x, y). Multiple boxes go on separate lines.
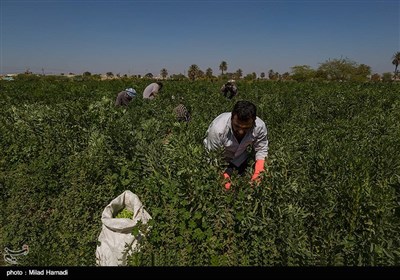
top-left (220, 79), bottom-right (238, 99)
top-left (115, 87), bottom-right (137, 106)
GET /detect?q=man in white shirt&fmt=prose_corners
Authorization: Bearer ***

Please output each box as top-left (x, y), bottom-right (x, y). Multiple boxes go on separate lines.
top-left (204, 100), bottom-right (268, 190)
top-left (143, 82), bottom-right (163, 99)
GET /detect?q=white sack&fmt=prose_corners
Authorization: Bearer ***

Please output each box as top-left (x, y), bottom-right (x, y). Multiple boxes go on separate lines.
top-left (95, 190), bottom-right (152, 266)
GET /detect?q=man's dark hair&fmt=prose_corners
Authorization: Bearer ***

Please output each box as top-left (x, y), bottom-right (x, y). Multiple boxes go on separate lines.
top-left (232, 100), bottom-right (257, 121)
top-left (157, 82), bottom-right (164, 90)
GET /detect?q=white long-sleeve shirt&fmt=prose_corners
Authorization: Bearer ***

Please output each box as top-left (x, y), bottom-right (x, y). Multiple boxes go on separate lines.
top-left (143, 83), bottom-right (161, 99)
top-left (203, 112), bottom-right (269, 167)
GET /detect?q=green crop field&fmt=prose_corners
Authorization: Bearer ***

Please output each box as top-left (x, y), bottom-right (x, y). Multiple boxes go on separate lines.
top-left (1, 77), bottom-right (399, 266)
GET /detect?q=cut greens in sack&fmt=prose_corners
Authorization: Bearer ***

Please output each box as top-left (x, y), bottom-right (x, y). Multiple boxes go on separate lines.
top-left (95, 190), bottom-right (152, 266)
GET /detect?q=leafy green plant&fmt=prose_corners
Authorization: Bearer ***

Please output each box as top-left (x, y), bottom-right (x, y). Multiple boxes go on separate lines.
top-left (115, 208), bottom-right (133, 219)
top-left (1, 79), bottom-right (399, 266)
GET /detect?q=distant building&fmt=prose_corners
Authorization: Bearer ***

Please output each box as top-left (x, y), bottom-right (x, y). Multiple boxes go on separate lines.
top-left (2, 74), bottom-right (15, 81)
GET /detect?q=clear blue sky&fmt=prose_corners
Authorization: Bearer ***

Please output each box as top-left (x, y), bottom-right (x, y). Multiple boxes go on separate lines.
top-left (1, 0), bottom-right (399, 76)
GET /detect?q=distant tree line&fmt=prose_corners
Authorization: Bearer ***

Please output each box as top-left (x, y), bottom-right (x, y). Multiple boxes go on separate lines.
top-left (11, 52), bottom-right (400, 82)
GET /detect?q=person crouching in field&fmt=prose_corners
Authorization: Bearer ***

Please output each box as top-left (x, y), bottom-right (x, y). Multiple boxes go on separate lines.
top-left (174, 103), bottom-right (191, 122)
top-left (115, 88), bottom-right (137, 106)
top-left (143, 82), bottom-right (163, 99)
top-left (172, 95), bottom-right (191, 122)
top-left (204, 100), bottom-right (268, 190)
top-left (220, 79), bottom-right (238, 99)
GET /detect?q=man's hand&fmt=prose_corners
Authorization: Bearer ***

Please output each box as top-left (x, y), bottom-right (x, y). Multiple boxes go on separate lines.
top-left (251, 159), bottom-right (265, 185)
top-left (223, 172), bottom-right (232, 190)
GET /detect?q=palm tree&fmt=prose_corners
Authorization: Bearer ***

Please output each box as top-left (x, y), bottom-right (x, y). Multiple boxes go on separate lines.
top-left (205, 68), bottom-right (213, 79)
top-left (188, 64), bottom-right (200, 81)
top-left (392, 51), bottom-right (400, 76)
top-left (235, 69), bottom-right (243, 79)
top-left (219, 61), bottom-right (228, 75)
top-left (268, 69), bottom-right (275, 80)
top-left (160, 68), bottom-right (168, 79)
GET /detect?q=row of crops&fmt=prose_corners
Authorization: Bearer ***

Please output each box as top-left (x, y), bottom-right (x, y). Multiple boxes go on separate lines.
top-left (1, 78), bottom-right (400, 266)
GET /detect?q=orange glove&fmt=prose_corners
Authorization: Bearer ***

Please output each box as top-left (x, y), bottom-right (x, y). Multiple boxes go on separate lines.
top-left (251, 159), bottom-right (265, 182)
top-left (223, 172), bottom-right (232, 190)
